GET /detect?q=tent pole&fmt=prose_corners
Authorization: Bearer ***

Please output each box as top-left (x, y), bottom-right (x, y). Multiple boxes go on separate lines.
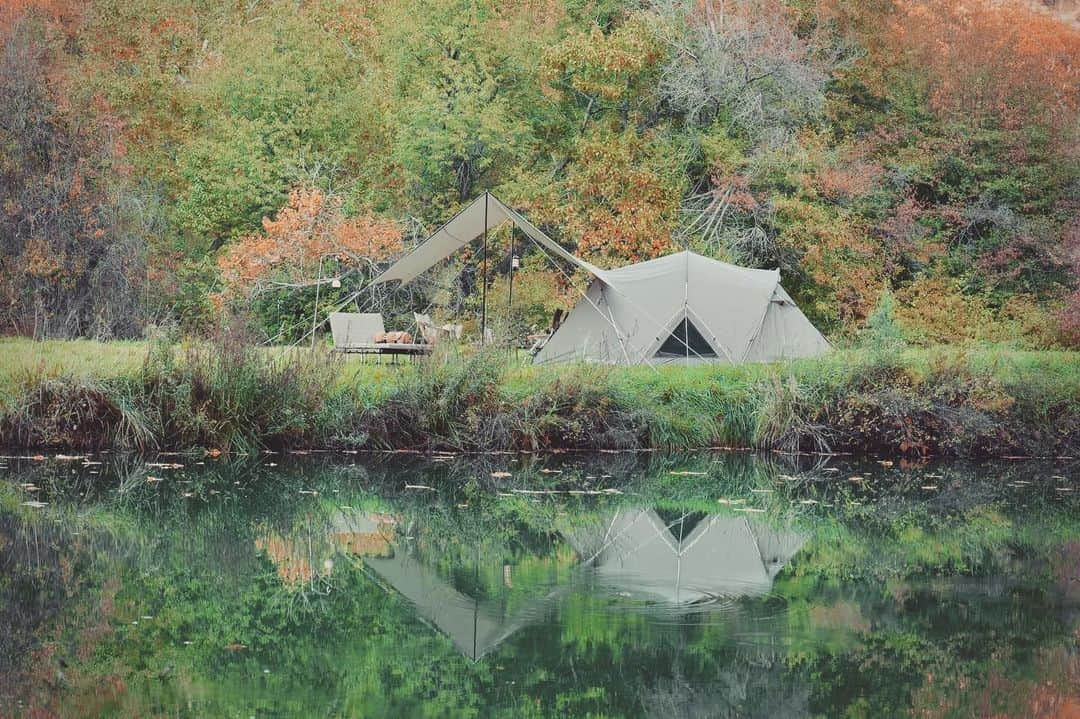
top-left (507, 224), bottom-right (515, 356)
top-left (481, 192), bottom-right (490, 346)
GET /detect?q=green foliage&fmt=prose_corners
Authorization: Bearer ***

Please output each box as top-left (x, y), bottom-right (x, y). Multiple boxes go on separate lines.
top-left (862, 289), bottom-right (907, 353)
top-left (4, 0), bottom-right (1077, 344)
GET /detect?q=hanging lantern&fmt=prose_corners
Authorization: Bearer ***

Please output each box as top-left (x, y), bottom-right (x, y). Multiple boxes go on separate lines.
top-left (511, 256), bottom-right (520, 270)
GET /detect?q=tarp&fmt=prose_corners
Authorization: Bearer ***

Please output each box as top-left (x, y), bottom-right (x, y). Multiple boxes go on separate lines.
top-left (364, 552), bottom-right (533, 661)
top-left (534, 251), bottom-right (830, 365)
top-left (371, 192), bottom-right (606, 286)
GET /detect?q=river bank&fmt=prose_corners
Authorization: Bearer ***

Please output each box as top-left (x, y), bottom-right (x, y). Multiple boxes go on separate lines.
top-left (0, 337), bottom-right (1077, 458)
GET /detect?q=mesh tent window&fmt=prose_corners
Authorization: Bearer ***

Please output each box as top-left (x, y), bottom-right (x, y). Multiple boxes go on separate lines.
top-left (655, 317), bottom-right (716, 358)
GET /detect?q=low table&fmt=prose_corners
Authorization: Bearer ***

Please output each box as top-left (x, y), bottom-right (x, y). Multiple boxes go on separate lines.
top-left (332, 343), bottom-right (434, 362)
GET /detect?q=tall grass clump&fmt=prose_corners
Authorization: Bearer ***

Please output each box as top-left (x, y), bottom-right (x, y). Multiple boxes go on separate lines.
top-left (138, 325), bottom-right (338, 451)
top-left (510, 364), bottom-right (650, 450)
top-left (0, 373), bottom-right (153, 450)
top-left (358, 347), bottom-right (507, 451)
top-left (750, 374), bottom-right (831, 454)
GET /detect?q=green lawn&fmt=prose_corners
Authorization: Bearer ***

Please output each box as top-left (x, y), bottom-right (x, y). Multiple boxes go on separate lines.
top-left (3, 336), bottom-right (1076, 395)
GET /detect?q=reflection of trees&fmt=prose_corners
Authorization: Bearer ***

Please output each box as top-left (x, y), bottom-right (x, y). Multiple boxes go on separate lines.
top-left (641, 659), bottom-right (810, 719)
top-left (4, 452), bottom-right (1080, 717)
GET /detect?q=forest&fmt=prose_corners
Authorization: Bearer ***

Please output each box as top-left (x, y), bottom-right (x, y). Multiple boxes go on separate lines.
top-left (1, 0), bottom-right (1078, 347)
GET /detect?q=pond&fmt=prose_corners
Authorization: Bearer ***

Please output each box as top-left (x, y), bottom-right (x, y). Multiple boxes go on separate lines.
top-left (1, 451), bottom-right (1078, 718)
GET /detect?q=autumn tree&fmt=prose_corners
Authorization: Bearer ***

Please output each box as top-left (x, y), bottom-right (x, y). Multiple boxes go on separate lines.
top-left (0, 11), bottom-right (146, 338)
top-left (217, 187), bottom-right (402, 299)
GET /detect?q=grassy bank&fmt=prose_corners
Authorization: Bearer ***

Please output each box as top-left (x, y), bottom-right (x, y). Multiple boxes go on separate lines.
top-left (0, 337), bottom-right (1077, 457)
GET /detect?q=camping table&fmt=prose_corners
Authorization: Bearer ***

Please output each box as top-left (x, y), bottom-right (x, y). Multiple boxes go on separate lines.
top-left (332, 343), bottom-right (433, 363)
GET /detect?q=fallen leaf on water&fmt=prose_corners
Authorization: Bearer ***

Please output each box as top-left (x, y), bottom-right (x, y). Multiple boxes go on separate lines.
top-left (848, 476), bottom-right (864, 482)
top-left (225, 643), bottom-right (246, 652)
top-left (878, 460), bottom-right (894, 467)
top-left (206, 449), bottom-right (223, 458)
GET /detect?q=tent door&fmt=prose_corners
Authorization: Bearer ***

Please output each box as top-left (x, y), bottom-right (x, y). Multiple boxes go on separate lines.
top-left (654, 316), bottom-right (717, 359)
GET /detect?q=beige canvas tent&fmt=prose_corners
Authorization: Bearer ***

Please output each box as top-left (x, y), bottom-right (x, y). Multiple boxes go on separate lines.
top-left (564, 509), bottom-right (806, 604)
top-left (372, 193), bottom-right (829, 365)
top-left (534, 251), bottom-right (830, 366)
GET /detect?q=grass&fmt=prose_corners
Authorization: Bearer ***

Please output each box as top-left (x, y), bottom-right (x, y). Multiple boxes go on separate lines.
top-left (0, 337), bottom-right (1077, 457)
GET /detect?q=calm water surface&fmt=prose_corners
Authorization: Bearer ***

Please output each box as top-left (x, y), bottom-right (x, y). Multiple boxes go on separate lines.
top-left (1, 452), bottom-right (1078, 718)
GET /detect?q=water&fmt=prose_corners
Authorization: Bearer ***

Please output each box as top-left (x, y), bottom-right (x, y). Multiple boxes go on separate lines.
top-left (1, 452), bottom-right (1077, 718)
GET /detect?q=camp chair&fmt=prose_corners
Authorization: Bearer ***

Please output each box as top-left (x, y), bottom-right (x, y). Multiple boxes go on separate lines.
top-left (413, 313), bottom-right (443, 345)
top-left (414, 313), bottom-right (464, 345)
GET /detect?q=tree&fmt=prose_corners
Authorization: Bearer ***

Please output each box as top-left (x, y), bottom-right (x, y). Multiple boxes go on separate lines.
top-left (0, 13), bottom-right (146, 338)
top-left (216, 186), bottom-right (402, 300)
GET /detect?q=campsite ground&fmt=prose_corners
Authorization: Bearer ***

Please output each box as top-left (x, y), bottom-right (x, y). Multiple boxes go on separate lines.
top-left (1, 337), bottom-right (1077, 458)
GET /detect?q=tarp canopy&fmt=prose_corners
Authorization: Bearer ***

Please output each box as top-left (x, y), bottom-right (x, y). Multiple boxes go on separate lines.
top-left (565, 509), bottom-right (805, 604)
top-left (364, 552), bottom-right (538, 661)
top-left (534, 250), bottom-right (830, 365)
top-left (371, 192), bottom-right (605, 287)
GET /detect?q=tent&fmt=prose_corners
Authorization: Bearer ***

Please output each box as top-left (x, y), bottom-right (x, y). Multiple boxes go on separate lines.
top-left (534, 251), bottom-right (830, 366)
top-left (564, 509), bottom-right (805, 604)
top-left (371, 192), bottom-right (829, 365)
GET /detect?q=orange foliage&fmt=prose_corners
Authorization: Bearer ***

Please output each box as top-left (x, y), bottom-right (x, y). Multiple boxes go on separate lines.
top-left (559, 131), bottom-right (680, 264)
top-left (216, 187), bottom-right (402, 296)
top-left (0, 0), bottom-right (79, 35)
top-left (841, 0), bottom-right (1080, 131)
